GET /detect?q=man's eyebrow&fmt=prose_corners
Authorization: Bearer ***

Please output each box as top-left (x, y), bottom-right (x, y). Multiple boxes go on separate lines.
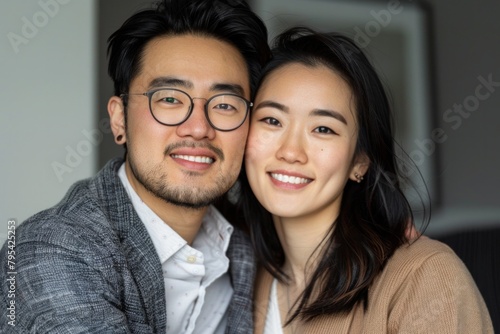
top-left (210, 83), bottom-right (245, 96)
top-left (253, 100), bottom-right (289, 113)
top-left (311, 109), bottom-right (348, 125)
top-left (148, 77), bottom-right (245, 96)
top-left (149, 77), bottom-right (193, 89)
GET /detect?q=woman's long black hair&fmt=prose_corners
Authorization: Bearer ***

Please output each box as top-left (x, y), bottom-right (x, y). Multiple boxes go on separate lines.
top-left (238, 26), bottom-right (430, 323)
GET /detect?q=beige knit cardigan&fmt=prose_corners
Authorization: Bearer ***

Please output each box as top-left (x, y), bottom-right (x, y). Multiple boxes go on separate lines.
top-left (253, 237), bottom-right (494, 333)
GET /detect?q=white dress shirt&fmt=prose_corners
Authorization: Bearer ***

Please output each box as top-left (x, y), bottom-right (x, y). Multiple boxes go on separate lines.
top-left (118, 164), bottom-right (233, 334)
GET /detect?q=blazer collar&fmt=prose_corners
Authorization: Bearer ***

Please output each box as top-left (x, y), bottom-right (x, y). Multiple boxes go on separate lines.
top-left (93, 158), bottom-right (167, 332)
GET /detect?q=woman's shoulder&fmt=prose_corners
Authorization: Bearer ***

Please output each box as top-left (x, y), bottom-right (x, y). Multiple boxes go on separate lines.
top-left (388, 235), bottom-right (463, 272)
top-left (403, 235), bottom-right (455, 252)
top-left (372, 235), bottom-right (489, 316)
top-left (373, 235), bottom-right (477, 299)
top-left (369, 238), bottom-right (494, 332)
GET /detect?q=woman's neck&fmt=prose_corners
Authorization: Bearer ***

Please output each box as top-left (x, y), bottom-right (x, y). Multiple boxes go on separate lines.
top-left (273, 214), bottom-right (335, 284)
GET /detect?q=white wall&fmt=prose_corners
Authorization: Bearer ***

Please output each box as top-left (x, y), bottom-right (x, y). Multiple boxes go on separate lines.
top-left (0, 0), bottom-right (97, 245)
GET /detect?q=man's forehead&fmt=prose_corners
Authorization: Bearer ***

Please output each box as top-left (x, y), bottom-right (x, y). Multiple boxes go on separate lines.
top-left (134, 36), bottom-right (250, 95)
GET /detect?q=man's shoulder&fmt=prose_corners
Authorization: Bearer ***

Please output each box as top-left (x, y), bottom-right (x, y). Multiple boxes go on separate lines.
top-left (13, 191), bottom-right (113, 262)
top-left (17, 158), bottom-right (126, 244)
top-left (22, 181), bottom-right (102, 230)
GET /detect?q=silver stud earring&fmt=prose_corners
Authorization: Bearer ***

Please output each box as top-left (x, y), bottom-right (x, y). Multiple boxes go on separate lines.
top-left (355, 173), bottom-right (364, 183)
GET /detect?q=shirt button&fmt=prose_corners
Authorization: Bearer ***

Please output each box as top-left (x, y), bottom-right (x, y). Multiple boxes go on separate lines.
top-left (187, 255), bottom-right (196, 263)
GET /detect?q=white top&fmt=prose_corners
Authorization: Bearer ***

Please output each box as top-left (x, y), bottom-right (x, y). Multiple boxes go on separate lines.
top-left (264, 278), bottom-right (284, 334)
top-left (118, 164), bottom-right (233, 334)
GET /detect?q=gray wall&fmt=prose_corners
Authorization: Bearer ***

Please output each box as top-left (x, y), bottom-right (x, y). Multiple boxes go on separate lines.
top-left (1, 0), bottom-right (96, 244)
top-left (423, 0), bottom-right (500, 234)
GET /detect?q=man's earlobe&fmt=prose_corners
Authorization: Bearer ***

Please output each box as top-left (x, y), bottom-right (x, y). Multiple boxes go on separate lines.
top-left (108, 96), bottom-right (126, 143)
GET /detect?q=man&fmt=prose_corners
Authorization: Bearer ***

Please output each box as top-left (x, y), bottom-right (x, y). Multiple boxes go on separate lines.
top-left (0, 0), bottom-right (270, 332)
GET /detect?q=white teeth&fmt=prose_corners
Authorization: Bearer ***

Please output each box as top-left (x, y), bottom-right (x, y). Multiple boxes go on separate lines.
top-left (271, 173), bottom-right (311, 184)
top-left (172, 154), bottom-right (214, 164)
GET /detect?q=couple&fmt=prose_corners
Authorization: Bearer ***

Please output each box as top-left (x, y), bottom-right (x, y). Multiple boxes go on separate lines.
top-left (0, 0), bottom-right (493, 333)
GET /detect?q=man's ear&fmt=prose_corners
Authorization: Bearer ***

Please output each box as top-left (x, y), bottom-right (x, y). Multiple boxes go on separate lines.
top-left (108, 96), bottom-right (126, 144)
top-left (350, 152), bottom-right (370, 182)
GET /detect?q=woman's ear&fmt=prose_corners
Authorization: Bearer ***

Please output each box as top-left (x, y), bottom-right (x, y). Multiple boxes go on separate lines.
top-left (108, 96), bottom-right (126, 144)
top-left (350, 153), bottom-right (370, 183)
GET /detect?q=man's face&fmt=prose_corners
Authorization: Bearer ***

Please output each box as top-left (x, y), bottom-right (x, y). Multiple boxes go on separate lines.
top-left (110, 34), bottom-right (250, 209)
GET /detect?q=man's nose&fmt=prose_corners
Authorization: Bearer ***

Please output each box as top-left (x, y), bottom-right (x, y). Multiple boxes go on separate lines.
top-left (175, 99), bottom-right (216, 140)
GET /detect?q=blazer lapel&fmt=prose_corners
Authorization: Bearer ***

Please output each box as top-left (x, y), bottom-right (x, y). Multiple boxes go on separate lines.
top-left (226, 228), bottom-right (256, 334)
top-left (96, 158), bottom-right (166, 333)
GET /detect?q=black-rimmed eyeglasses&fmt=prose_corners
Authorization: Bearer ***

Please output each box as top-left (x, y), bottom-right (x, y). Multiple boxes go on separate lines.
top-left (120, 88), bottom-right (252, 131)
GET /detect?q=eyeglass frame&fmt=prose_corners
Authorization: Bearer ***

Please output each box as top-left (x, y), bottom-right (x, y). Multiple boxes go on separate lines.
top-left (120, 87), bottom-right (253, 132)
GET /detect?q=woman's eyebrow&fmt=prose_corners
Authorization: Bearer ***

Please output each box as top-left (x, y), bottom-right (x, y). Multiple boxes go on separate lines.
top-left (253, 100), bottom-right (289, 113)
top-left (310, 109), bottom-right (347, 125)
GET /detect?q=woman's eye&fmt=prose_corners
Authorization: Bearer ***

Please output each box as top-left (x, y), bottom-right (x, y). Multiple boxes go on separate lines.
top-left (315, 126), bottom-right (336, 134)
top-left (261, 117), bottom-right (280, 126)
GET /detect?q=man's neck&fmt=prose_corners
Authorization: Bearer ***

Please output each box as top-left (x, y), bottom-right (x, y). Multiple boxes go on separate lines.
top-left (125, 163), bottom-right (208, 245)
top-left (155, 203), bottom-right (207, 245)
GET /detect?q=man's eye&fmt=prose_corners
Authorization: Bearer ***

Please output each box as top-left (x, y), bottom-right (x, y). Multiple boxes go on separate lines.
top-left (161, 97), bottom-right (179, 104)
top-left (214, 103), bottom-right (236, 111)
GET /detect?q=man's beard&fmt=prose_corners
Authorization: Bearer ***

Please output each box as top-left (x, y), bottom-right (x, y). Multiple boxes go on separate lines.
top-left (130, 163), bottom-right (229, 209)
top-left (128, 142), bottom-right (235, 209)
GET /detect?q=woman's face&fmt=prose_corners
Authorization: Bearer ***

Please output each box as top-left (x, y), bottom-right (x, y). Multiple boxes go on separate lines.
top-left (245, 63), bottom-right (367, 223)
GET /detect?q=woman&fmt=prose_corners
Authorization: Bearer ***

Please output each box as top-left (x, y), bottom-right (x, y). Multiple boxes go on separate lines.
top-left (239, 27), bottom-right (493, 333)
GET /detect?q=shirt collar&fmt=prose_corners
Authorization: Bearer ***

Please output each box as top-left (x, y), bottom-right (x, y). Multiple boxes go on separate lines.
top-left (117, 163), bottom-right (233, 263)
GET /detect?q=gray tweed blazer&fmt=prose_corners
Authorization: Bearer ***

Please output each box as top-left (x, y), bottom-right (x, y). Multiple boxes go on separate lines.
top-left (0, 158), bottom-right (255, 333)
